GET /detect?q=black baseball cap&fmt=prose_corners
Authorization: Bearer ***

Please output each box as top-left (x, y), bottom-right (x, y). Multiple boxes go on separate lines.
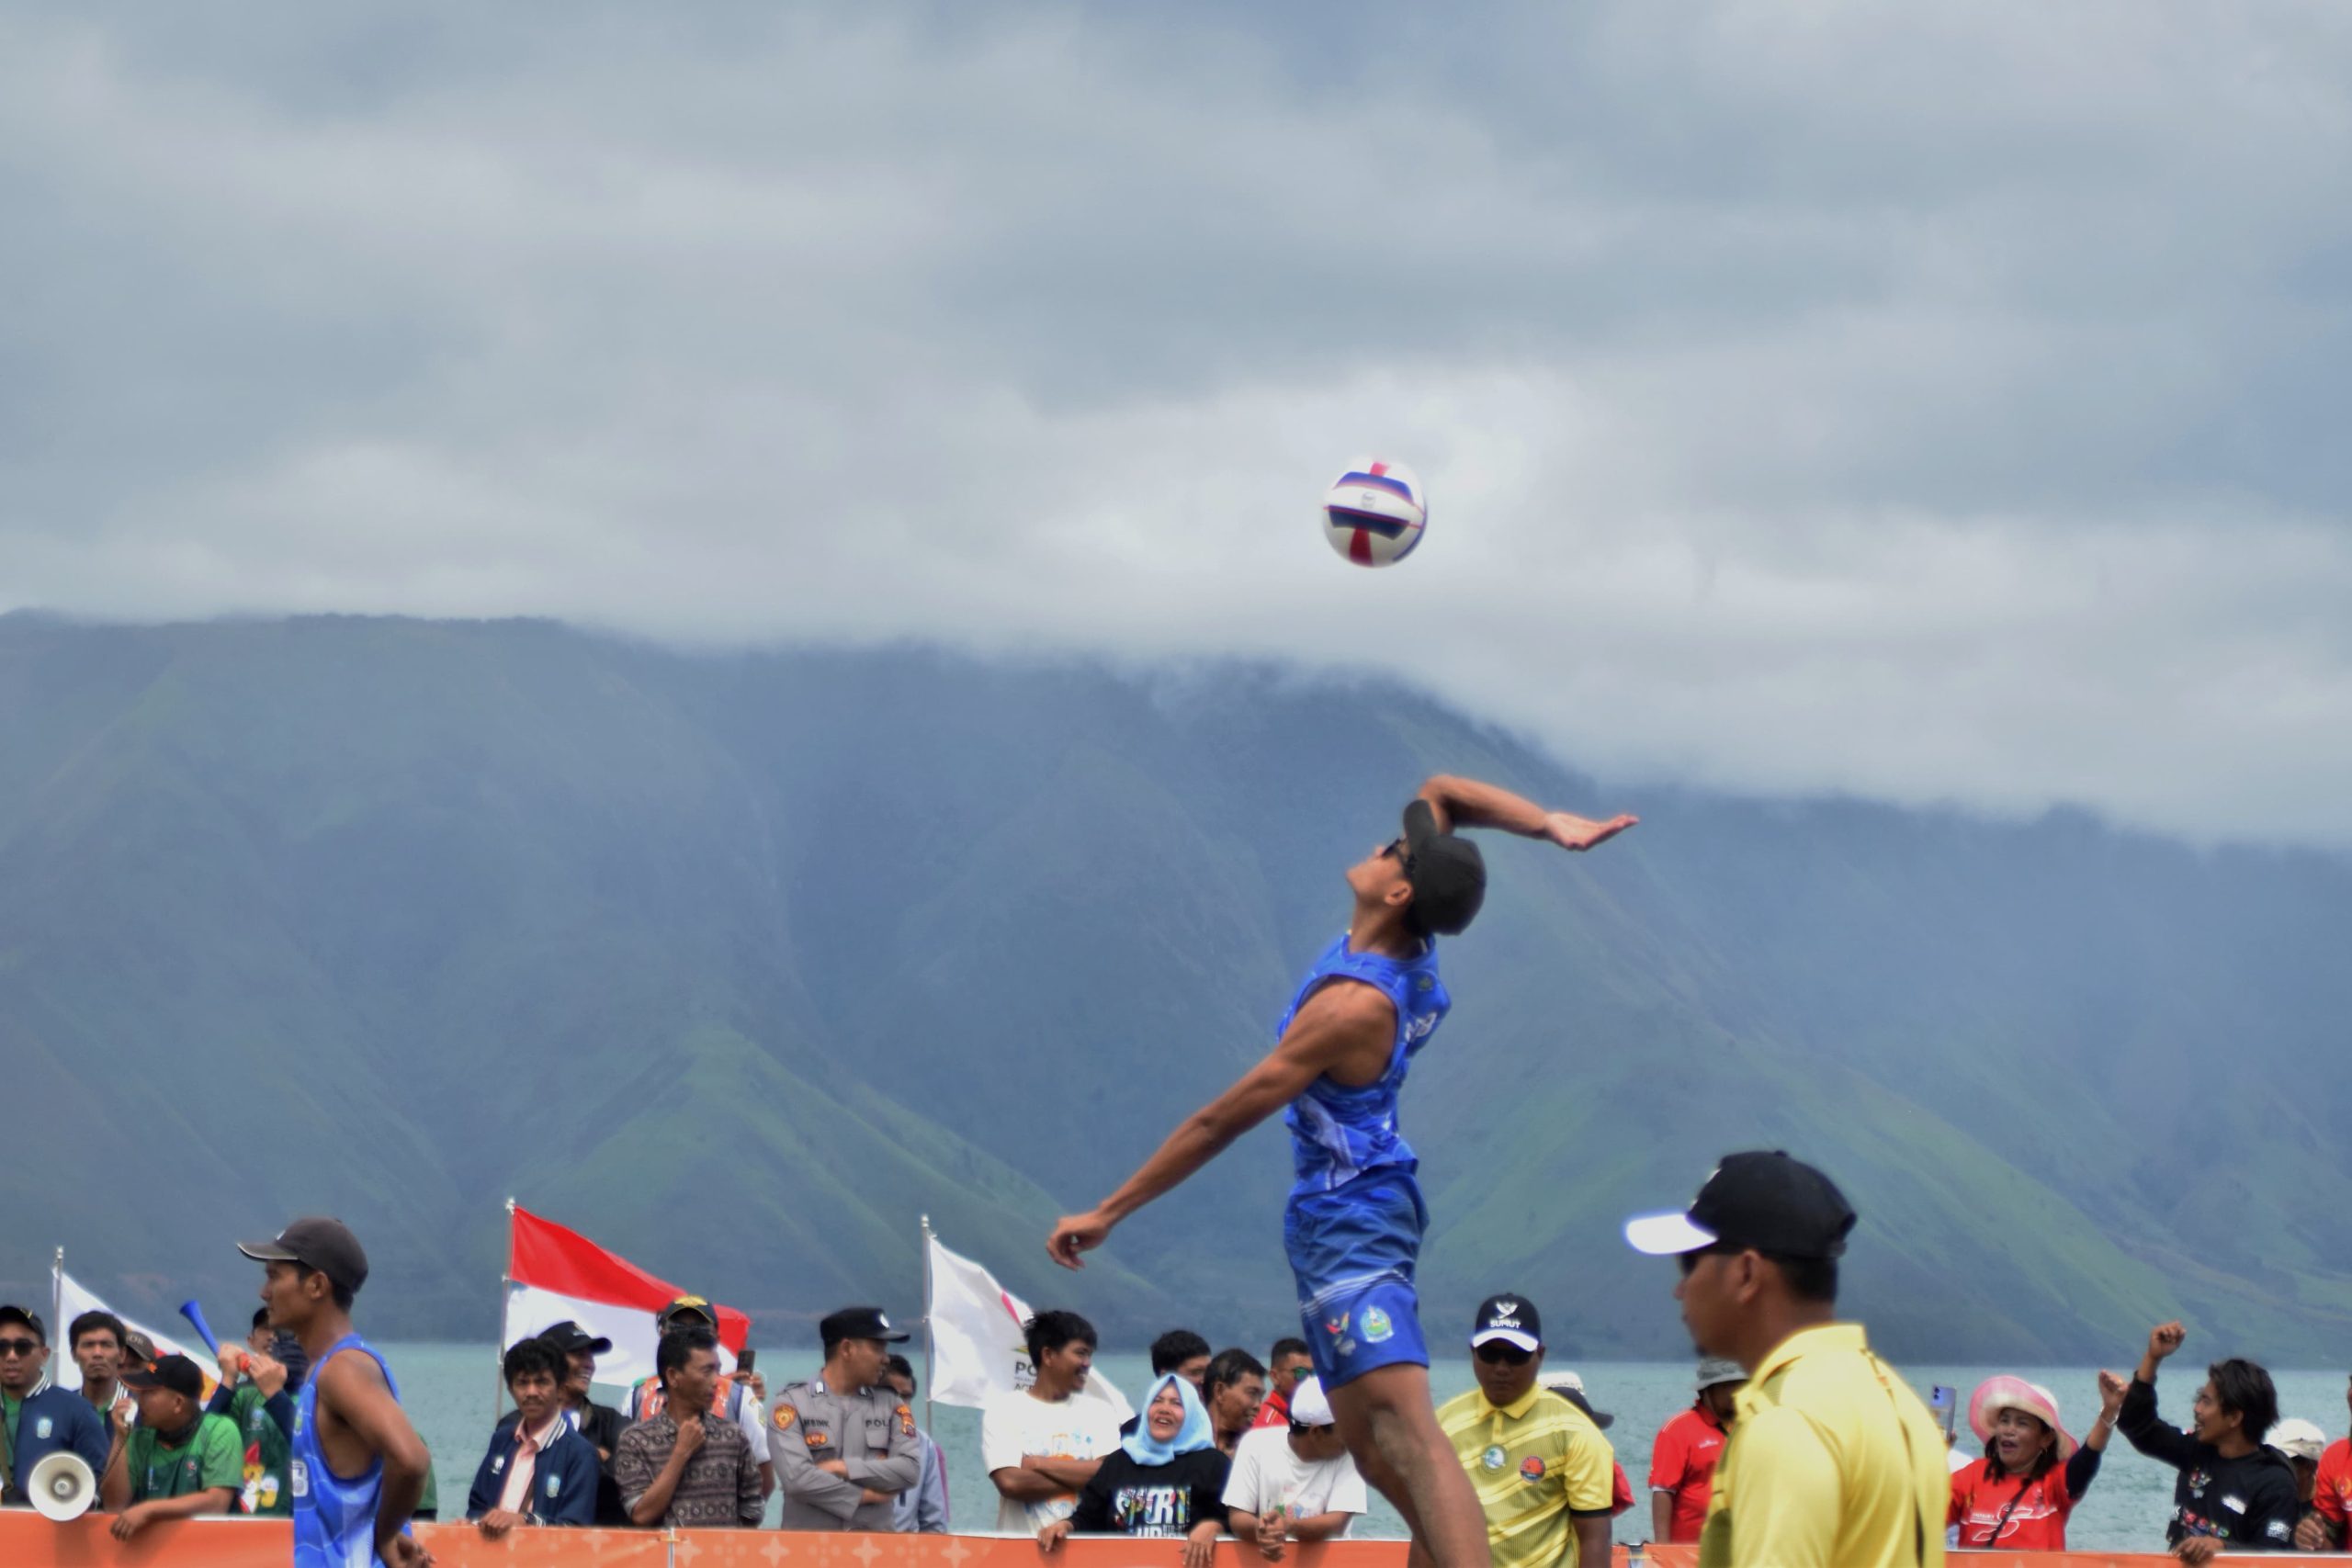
top-left (1623, 1150), bottom-right (1857, 1260)
top-left (657, 1296), bottom-right (718, 1332)
top-left (538, 1320), bottom-right (615, 1356)
top-left (820, 1306), bottom-right (910, 1345)
top-left (123, 1353), bottom-right (205, 1400)
top-left (238, 1216), bottom-right (370, 1294)
top-left (0, 1303), bottom-right (44, 1341)
top-left (1401, 800), bottom-right (1486, 937)
top-left (1469, 1293), bottom-right (1541, 1354)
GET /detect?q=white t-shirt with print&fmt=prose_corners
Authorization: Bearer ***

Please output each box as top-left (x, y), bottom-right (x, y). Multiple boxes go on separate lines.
top-left (1222, 1426), bottom-right (1369, 1537)
top-left (982, 1387), bottom-right (1124, 1533)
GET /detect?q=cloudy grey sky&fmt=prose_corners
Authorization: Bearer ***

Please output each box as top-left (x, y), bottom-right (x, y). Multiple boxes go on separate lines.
top-left (6, 2), bottom-right (2349, 844)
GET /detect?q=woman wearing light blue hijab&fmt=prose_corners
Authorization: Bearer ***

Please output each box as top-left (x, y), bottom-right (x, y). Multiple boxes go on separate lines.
top-left (1041, 1373), bottom-right (1231, 1566)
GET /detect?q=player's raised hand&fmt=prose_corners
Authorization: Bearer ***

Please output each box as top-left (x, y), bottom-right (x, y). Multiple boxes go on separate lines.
top-left (1047, 1210), bottom-right (1113, 1269)
top-left (2146, 1322), bottom-right (2187, 1363)
top-left (1543, 810), bottom-right (1637, 852)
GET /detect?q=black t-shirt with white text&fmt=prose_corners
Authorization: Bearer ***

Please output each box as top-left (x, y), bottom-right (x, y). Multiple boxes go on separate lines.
top-left (2118, 1377), bottom-right (2301, 1550)
top-left (1070, 1449), bottom-right (1231, 1538)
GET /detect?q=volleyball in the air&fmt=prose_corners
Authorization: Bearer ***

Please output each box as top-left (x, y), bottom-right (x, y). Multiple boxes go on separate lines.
top-left (1322, 457), bottom-right (1427, 568)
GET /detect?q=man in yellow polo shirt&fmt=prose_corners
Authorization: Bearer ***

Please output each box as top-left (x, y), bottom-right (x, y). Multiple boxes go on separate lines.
top-left (1436, 1294), bottom-right (1613, 1568)
top-left (1625, 1151), bottom-right (1947, 1568)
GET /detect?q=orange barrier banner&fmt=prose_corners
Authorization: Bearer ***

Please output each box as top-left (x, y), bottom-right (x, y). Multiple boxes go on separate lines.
top-left (0, 1512), bottom-right (2297, 1568)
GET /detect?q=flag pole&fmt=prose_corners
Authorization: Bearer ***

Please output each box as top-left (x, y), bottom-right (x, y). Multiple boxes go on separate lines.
top-left (52, 1247), bottom-right (65, 1381)
top-left (920, 1214), bottom-right (935, 1438)
top-left (492, 1197), bottom-right (515, 1426)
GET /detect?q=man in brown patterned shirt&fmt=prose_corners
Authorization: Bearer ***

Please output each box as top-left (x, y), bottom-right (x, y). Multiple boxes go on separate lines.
top-left (614, 1329), bottom-right (764, 1529)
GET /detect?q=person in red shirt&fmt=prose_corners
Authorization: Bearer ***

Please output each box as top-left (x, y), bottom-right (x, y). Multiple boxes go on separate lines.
top-left (2293, 1374), bottom-right (2352, 1550)
top-left (1646, 1358), bottom-right (1744, 1544)
top-left (1948, 1372), bottom-right (2122, 1551)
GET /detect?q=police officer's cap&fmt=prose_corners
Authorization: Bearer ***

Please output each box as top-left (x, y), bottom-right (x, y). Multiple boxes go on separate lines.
top-left (820, 1305), bottom-right (911, 1346)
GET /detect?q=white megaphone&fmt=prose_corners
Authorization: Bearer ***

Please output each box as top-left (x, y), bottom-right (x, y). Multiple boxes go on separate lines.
top-left (27, 1450), bottom-right (97, 1521)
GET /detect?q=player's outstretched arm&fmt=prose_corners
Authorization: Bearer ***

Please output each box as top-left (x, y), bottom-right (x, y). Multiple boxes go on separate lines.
top-left (1416, 773), bottom-right (1636, 852)
top-left (1046, 983), bottom-right (1394, 1269)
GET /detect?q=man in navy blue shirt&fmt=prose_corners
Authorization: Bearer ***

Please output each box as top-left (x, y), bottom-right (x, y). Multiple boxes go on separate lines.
top-left (467, 1337), bottom-right (600, 1533)
top-left (1, 1303), bottom-right (111, 1504)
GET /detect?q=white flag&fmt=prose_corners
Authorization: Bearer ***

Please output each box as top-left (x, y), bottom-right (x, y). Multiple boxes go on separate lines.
top-left (924, 1231), bottom-right (1131, 1420)
top-left (51, 1265), bottom-right (219, 1398)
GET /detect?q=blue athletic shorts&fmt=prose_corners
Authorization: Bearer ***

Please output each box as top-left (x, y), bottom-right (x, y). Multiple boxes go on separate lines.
top-left (1284, 1169), bottom-right (1430, 1389)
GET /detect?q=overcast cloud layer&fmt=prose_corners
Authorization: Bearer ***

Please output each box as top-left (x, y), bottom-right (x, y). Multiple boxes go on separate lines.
top-left (5, 2), bottom-right (2350, 844)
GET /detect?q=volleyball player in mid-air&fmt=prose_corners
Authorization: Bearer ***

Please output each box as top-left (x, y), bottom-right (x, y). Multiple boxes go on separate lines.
top-left (1048, 774), bottom-right (1636, 1568)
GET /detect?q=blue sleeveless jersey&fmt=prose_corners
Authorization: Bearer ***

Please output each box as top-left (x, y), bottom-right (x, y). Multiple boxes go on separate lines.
top-left (293, 1335), bottom-right (407, 1568)
top-left (1279, 931), bottom-right (1449, 1195)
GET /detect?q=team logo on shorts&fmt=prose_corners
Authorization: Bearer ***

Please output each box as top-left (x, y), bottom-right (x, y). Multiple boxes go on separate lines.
top-left (1520, 1456), bottom-right (1546, 1483)
top-left (1481, 1445), bottom-right (1507, 1472)
top-left (1361, 1307), bottom-right (1394, 1344)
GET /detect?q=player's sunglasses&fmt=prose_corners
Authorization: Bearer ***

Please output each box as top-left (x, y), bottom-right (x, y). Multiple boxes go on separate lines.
top-left (1474, 1342), bottom-right (1532, 1367)
top-left (1379, 837), bottom-right (1411, 864)
top-left (0, 1337), bottom-right (42, 1357)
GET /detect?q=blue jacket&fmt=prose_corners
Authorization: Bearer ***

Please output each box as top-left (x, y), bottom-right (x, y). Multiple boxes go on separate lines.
top-left (8, 1385), bottom-right (111, 1483)
top-left (464, 1416), bottom-right (600, 1526)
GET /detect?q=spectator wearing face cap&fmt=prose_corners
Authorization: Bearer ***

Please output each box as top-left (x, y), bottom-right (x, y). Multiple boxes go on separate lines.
top-left (1647, 1358), bottom-right (1746, 1544)
top-left (99, 1354), bottom-right (243, 1539)
top-left (772, 1306), bottom-right (922, 1531)
top-left (1224, 1373), bottom-right (1369, 1559)
top-left (1437, 1294), bottom-right (1615, 1568)
top-left (626, 1296), bottom-right (772, 1500)
top-left (1542, 1372), bottom-right (1634, 1522)
top-left (2269, 1417), bottom-right (2324, 1506)
top-left (1625, 1150), bottom-right (1950, 1568)
top-left (528, 1320), bottom-right (628, 1524)
top-left (200, 1306), bottom-right (301, 1516)
top-left (0, 1303), bottom-right (111, 1506)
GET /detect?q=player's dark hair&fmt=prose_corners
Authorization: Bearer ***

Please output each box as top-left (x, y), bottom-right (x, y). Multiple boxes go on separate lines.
top-left (503, 1337), bottom-right (566, 1388)
top-left (68, 1310), bottom-right (127, 1352)
top-left (1023, 1310), bottom-right (1097, 1367)
top-left (1204, 1347), bottom-right (1266, 1398)
top-left (1269, 1337), bottom-right (1310, 1363)
top-left (1150, 1329), bottom-right (1211, 1375)
top-left (1762, 1251), bottom-right (1838, 1304)
top-left (886, 1353), bottom-right (916, 1391)
top-left (251, 1307), bottom-right (272, 1332)
top-left (2209, 1358), bottom-right (2278, 1441)
top-left (656, 1326), bottom-right (718, 1391)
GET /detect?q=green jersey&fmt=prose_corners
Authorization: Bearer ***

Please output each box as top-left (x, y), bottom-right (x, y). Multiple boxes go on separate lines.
top-left (224, 1383), bottom-right (295, 1515)
top-left (125, 1412), bottom-right (243, 1503)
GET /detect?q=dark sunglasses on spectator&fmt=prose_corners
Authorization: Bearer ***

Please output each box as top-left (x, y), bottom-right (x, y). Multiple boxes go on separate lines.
top-left (1677, 1243), bottom-right (1744, 1278)
top-left (1378, 838), bottom-right (1408, 862)
top-left (0, 1337), bottom-right (41, 1356)
top-left (1474, 1342), bottom-right (1532, 1367)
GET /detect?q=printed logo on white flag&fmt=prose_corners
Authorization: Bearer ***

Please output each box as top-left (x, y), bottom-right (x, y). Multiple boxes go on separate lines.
top-left (924, 1232), bottom-right (1130, 1420)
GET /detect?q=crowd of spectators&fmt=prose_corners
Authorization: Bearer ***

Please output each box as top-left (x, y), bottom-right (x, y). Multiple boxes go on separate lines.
top-left (13, 1198), bottom-right (2352, 1561)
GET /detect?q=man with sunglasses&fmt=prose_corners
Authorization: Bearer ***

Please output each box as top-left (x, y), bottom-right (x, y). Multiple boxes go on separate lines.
top-left (1048, 773), bottom-right (1636, 1568)
top-left (1624, 1151), bottom-right (1949, 1568)
top-left (1439, 1296), bottom-right (1615, 1568)
top-left (1, 1303), bottom-right (112, 1505)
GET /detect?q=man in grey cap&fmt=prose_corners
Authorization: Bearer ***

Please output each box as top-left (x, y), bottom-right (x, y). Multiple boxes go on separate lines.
top-left (771, 1306), bottom-right (922, 1531)
top-left (1647, 1359), bottom-right (1746, 1545)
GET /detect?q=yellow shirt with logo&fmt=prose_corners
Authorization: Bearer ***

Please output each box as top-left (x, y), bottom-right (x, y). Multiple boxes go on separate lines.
top-left (1700, 1323), bottom-right (1949, 1568)
top-left (1437, 1385), bottom-right (1613, 1568)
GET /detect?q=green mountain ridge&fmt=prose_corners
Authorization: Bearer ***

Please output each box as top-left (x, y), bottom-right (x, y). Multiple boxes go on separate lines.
top-left (2, 613), bottom-right (2348, 1365)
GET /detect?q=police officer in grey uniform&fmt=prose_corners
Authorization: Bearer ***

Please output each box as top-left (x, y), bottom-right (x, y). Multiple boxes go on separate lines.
top-left (773, 1306), bottom-right (923, 1531)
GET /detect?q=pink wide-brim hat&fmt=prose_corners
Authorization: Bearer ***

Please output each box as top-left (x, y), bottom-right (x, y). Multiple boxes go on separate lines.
top-left (1969, 1376), bottom-right (2077, 1461)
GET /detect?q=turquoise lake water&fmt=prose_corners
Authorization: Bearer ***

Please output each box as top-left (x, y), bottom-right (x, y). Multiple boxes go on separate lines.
top-left (376, 1343), bottom-right (2348, 1551)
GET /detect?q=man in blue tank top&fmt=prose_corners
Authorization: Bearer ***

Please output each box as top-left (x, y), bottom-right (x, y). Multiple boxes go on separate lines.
top-left (1048, 774), bottom-right (1635, 1568)
top-left (240, 1218), bottom-right (435, 1568)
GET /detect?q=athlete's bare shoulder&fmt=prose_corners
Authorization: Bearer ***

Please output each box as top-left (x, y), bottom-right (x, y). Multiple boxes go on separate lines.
top-left (1279, 976), bottom-right (1396, 1085)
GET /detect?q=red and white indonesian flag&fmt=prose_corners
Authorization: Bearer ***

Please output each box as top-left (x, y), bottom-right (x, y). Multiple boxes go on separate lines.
top-left (502, 1204), bottom-right (752, 1383)
top-left (924, 1231), bottom-right (1131, 1421)
top-left (50, 1265), bottom-right (220, 1399)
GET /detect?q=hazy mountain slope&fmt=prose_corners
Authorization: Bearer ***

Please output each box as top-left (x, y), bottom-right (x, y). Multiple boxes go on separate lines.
top-left (2, 613), bottom-right (2347, 1361)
